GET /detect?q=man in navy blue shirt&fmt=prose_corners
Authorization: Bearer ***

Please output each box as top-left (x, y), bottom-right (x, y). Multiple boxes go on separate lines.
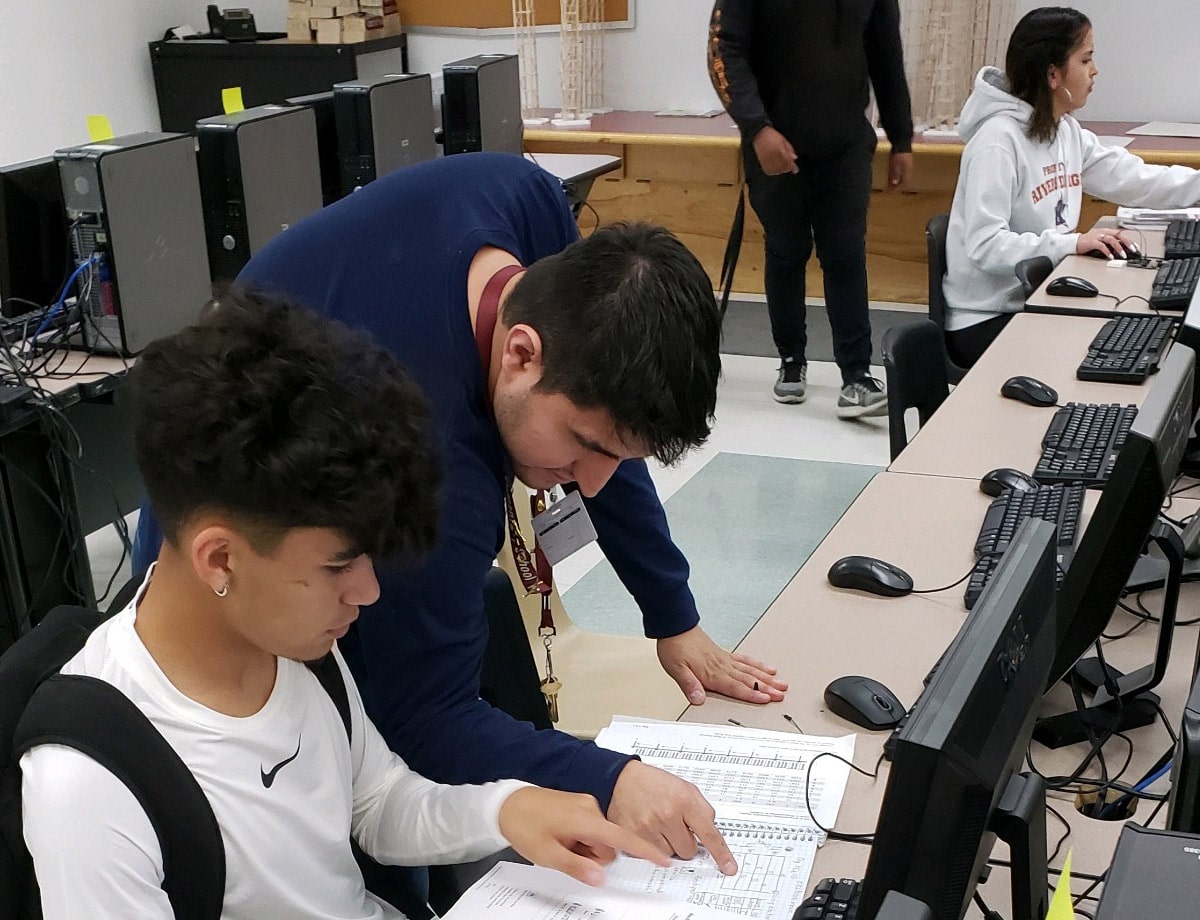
top-left (134, 153), bottom-right (786, 864)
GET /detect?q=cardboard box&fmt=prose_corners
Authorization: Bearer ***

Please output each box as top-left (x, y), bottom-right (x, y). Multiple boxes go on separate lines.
top-left (336, 2), bottom-right (360, 16)
top-left (380, 12), bottom-right (402, 36)
top-left (341, 12), bottom-right (385, 43)
top-left (286, 18), bottom-right (314, 41)
top-left (308, 6), bottom-right (336, 19)
top-left (359, 0), bottom-right (398, 13)
top-left (315, 17), bottom-right (342, 43)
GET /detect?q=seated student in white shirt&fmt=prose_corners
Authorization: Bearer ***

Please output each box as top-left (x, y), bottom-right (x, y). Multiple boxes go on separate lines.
top-left (942, 6), bottom-right (1200, 367)
top-left (20, 289), bottom-right (669, 920)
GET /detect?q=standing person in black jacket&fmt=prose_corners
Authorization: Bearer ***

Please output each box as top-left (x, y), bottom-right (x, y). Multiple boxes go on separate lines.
top-left (708, 0), bottom-right (914, 417)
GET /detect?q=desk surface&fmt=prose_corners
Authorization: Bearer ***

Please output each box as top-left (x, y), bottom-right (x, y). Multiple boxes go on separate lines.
top-left (680, 471), bottom-right (1200, 891)
top-left (524, 112), bottom-right (1200, 162)
top-left (28, 351), bottom-right (130, 398)
top-left (523, 152), bottom-right (621, 184)
top-left (1027, 225), bottom-right (1168, 318)
top-left (889, 312), bottom-right (1151, 480)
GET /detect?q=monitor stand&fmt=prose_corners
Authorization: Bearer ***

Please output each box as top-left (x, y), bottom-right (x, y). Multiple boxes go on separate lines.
top-left (990, 772), bottom-right (1049, 920)
top-left (1035, 520), bottom-right (1184, 749)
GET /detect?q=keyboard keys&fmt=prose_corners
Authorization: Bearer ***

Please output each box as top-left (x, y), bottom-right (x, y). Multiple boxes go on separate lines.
top-left (1077, 315), bottom-right (1175, 383)
top-left (1151, 256), bottom-right (1200, 310)
top-left (1034, 403), bottom-right (1137, 486)
top-left (1165, 219), bottom-right (1200, 259)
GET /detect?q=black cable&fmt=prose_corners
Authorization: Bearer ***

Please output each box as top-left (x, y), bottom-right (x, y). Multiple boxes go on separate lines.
top-left (802, 751), bottom-right (880, 844)
top-left (910, 550), bottom-right (1003, 595)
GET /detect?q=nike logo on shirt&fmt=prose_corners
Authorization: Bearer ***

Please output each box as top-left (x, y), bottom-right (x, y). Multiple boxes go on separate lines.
top-left (260, 735), bottom-right (302, 788)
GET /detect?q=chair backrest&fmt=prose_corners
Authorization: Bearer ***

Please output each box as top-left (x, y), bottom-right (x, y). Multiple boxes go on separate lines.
top-left (1016, 256), bottom-right (1055, 298)
top-left (924, 213), bottom-right (951, 330)
top-left (924, 213), bottom-right (968, 385)
top-left (882, 319), bottom-right (951, 461)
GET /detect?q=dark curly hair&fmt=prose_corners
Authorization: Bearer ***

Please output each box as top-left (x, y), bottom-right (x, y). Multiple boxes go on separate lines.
top-left (501, 222), bottom-right (721, 466)
top-left (130, 287), bottom-right (440, 560)
top-left (1006, 7), bottom-right (1091, 144)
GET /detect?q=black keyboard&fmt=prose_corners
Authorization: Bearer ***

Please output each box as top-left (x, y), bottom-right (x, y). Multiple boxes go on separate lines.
top-left (794, 877), bottom-right (861, 920)
top-left (1076, 315), bottom-right (1175, 383)
top-left (1034, 402), bottom-right (1137, 486)
top-left (964, 483), bottom-right (1084, 608)
top-left (1165, 219), bottom-right (1200, 259)
top-left (1150, 256), bottom-right (1200, 310)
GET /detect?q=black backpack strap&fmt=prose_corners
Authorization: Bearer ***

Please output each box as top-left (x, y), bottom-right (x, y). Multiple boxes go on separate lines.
top-left (306, 653), bottom-right (351, 742)
top-left (718, 183), bottom-right (747, 319)
top-left (14, 676), bottom-right (225, 920)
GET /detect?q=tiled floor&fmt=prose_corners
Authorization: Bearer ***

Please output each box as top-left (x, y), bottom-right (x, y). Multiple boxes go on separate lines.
top-left (84, 355), bottom-right (894, 632)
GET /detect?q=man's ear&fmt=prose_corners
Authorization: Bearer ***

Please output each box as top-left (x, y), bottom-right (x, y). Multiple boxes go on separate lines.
top-left (501, 323), bottom-right (545, 378)
top-left (190, 524), bottom-right (237, 596)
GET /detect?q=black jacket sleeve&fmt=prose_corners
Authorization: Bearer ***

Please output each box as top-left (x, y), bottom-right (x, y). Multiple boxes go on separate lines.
top-left (864, 0), bottom-right (914, 154)
top-left (708, 0), bottom-right (771, 141)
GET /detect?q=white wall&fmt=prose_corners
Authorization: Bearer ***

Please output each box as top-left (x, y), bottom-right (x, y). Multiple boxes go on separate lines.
top-left (3, 1), bottom-right (1198, 169)
top-left (0, 0), bottom-right (204, 164)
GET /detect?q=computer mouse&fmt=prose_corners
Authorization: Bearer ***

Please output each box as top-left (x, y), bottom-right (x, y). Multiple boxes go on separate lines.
top-left (1000, 375), bottom-right (1059, 407)
top-left (979, 467), bottom-right (1039, 497)
top-left (823, 675), bottom-right (907, 731)
top-left (1085, 240), bottom-right (1141, 260)
top-left (827, 556), bottom-right (914, 597)
top-left (1045, 276), bottom-right (1100, 297)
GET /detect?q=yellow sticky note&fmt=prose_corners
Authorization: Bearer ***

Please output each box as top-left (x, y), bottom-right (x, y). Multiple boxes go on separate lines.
top-left (1046, 849), bottom-right (1074, 920)
top-left (222, 87), bottom-right (245, 115)
top-left (86, 115), bottom-right (114, 142)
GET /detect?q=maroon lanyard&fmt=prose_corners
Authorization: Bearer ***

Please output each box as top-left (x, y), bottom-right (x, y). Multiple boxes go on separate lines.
top-left (474, 265), bottom-right (554, 623)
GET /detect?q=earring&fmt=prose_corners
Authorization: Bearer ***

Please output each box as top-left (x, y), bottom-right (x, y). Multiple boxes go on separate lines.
top-left (214, 582), bottom-right (229, 598)
top-left (1061, 86), bottom-right (1075, 105)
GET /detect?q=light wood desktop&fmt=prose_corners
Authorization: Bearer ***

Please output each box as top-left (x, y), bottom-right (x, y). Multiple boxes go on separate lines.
top-left (679, 471), bottom-right (1200, 897)
top-left (1027, 226), bottom-right (1168, 318)
top-left (888, 312), bottom-right (1155, 481)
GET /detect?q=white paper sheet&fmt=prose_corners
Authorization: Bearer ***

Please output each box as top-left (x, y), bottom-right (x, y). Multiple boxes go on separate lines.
top-left (439, 861), bottom-right (746, 920)
top-left (1094, 135), bottom-right (1135, 148)
top-left (595, 717), bottom-right (857, 831)
top-left (1127, 121), bottom-right (1200, 138)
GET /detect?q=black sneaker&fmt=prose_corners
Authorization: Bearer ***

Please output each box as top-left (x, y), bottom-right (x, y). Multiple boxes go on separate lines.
top-left (837, 375), bottom-right (888, 419)
top-left (773, 358), bottom-right (807, 404)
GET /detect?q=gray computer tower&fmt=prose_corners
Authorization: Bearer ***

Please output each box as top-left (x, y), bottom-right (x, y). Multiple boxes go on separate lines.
top-left (54, 132), bottom-right (212, 356)
top-left (334, 73), bottom-right (437, 196)
top-left (196, 104), bottom-right (323, 281)
top-left (441, 54), bottom-right (523, 155)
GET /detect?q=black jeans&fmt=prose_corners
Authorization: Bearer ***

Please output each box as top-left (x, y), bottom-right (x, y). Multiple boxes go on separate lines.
top-left (746, 131), bottom-right (875, 385)
top-left (945, 313), bottom-right (1013, 369)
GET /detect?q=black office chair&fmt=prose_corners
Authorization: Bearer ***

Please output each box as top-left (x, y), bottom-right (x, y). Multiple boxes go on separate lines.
top-left (924, 213), bottom-right (970, 385)
top-left (881, 319), bottom-right (951, 461)
top-left (1016, 256), bottom-right (1055, 299)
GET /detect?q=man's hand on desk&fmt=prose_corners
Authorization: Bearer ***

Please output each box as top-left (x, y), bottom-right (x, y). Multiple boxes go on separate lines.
top-left (608, 760), bottom-right (739, 876)
top-left (887, 151), bottom-right (913, 189)
top-left (657, 625), bottom-right (787, 706)
top-left (752, 126), bottom-right (799, 176)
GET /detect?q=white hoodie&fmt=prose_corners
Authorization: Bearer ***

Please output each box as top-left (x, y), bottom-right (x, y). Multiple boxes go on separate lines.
top-left (943, 66), bottom-right (1200, 331)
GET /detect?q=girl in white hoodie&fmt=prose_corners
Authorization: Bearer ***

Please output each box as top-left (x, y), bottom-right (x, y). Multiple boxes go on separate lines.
top-left (942, 6), bottom-right (1200, 366)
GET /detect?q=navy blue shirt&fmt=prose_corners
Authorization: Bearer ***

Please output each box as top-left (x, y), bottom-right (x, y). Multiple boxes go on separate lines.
top-left (144, 153), bottom-right (701, 807)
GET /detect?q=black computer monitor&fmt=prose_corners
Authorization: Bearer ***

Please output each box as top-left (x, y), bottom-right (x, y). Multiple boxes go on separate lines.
top-left (1167, 667), bottom-right (1200, 834)
top-left (1050, 343), bottom-right (1194, 694)
top-left (1175, 291), bottom-right (1200, 419)
top-left (857, 518), bottom-right (1058, 920)
top-left (0, 157), bottom-right (69, 317)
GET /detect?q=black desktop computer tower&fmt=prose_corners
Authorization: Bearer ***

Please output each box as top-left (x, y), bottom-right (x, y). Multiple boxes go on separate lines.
top-left (333, 73), bottom-right (438, 196)
top-left (196, 104), bottom-right (324, 281)
top-left (53, 133), bottom-right (212, 355)
top-left (0, 157), bottom-right (69, 317)
top-left (441, 54), bottom-right (523, 155)
top-left (285, 91), bottom-right (342, 207)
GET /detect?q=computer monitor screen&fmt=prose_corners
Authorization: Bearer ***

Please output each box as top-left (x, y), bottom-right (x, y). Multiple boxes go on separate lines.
top-left (1049, 343), bottom-right (1195, 686)
top-left (1167, 667), bottom-right (1200, 834)
top-left (858, 518), bottom-right (1057, 920)
top-left (0, 157), bottom-right (69, 317)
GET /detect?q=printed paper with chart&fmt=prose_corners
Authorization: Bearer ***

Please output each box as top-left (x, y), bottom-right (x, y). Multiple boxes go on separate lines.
top-left (594, 717), bottom-right (856, 920)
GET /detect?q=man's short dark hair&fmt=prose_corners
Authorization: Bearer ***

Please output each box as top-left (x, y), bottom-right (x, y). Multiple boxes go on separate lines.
top-left (131, 287), bottom-right (440, 560)
top-left (501, 222), bottom-right (721, 466)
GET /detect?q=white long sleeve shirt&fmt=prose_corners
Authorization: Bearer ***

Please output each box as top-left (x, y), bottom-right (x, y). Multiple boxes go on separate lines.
top-left (943, 66), bottom-right (1200, 331)
top-left (21, 600), bottom-right (524, 920)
